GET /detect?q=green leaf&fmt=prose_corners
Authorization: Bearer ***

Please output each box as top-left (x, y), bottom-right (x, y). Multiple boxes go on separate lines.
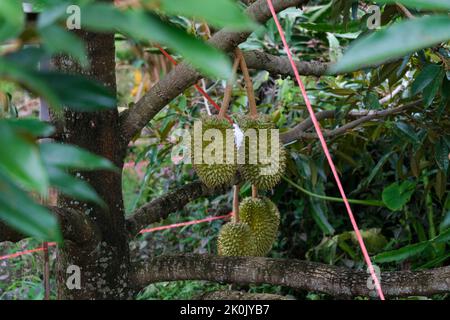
top-left (158, 0), bottom-right (257, 30)
top-left (422, 68), bottom-right (445, 107)
top-left (373, 241), bottom-right (430, 263)
top-left (80, 4), bottom-right (231, 79)
top-left (0, 121), bottom-right (49, 194)
top-left (38, 72), bottom-right (117, 111)
top-left (0, 173), bottom-right (61, 242)
top-left (411, 64), bottom-right (442, 95)
top-left (330, 15), bottom-right (450, 73)
top-left (435, 137), bottom-right (449, 171)
top-left (47, 167), bottom-right (106, 207)
top-left (39, 25), bottom-right (88, 67)
top-left (376, 0), bottom-right (450, 10)
top-left (396, 121), bottom-right (419, 144)
top-left (4, 118), bottom-right (55, 137)
top-left (433, 228), bottom-right (450, 244)
top-left (40, 143), bottom-right (117, 172)
top-left (309, 199), bottom-right (335, 235)
top-left (0, 57), bottom-right (61, 109)
top-left (382, 181), bottom-right (416, 211)
top-left (0, 0), bottom-right (25, 42)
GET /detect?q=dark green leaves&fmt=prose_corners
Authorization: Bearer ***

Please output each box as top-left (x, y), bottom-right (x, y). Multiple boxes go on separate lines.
top-left (40, 143), bottom-right (117, 172)
top-left (330, 15), bottom-right (450, 73)
top-left (412, 64), bottom-right (445, 107)
top-left (0, 119), bottom-right (117, 242)
top-left (373, 228), bottom-right (450, 263)
top-left (382, 181), bottom-right (416, 211)
top-left (376, 0), bottom-right (450, 10)
top-left (0, 56), bottom-right (116, 111)
top-left (158, 0), bottom-right (257, 30)
top-left (39, 25), bottom-right (88, 67)
top-left (411, 65), bottom-right (442, 95)
top-left (373, 241), bottom-right (429, 263)
top-left (79, 4), bottom-right (232, 78)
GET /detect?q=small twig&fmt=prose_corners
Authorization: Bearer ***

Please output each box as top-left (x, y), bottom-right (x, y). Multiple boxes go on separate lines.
top-left (233, 185), bottom-right (240, 222)
top-left (218, 56), bottom-right (240, 119)
top-left (251, 185), bottom-right (258, 198)
top-left (396, 2), bottom-right (415, 19)
top-left (235, 48), bottom-right (258, 118)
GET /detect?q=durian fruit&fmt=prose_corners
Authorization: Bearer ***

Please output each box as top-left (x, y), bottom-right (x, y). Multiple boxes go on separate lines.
top-left (237, 115), bottom-right (286, 190)
top-left (191, 115), bottom-right (237, 188)
top-left (239, 197), bottom-right (280, 256)
top-left (217, 222), bottom-right (256, 256)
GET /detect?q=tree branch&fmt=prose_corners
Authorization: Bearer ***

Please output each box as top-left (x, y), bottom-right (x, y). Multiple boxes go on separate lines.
top-left (126, 179), bottom-right (237, 236)
top-left (280, 100), bottom-right (422, 143)
top-left (131, 254), bottom-right (450, 298)
top-left (244, 51), bottom-right (329, 77)
top-left (120, 0), bottom-right (309, 145)
top-left (0, 207), bottom-right (98, 244)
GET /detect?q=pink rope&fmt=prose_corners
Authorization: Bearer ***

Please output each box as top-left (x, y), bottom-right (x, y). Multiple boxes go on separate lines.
top-left (265, 0), bottom-right (385, 300)
top-left (139, 213), bottom-right (232, 234)
top-left (1, 214), bottom-right (233, 260)
top-left (0, 242), bottom-right (56, 261)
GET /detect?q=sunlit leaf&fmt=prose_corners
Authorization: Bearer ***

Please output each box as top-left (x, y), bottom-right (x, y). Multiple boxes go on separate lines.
top-left (40, 143), bottom-right (117, 172)
top-left (382, 181), bottom-right (416, 211)
top-left (157, 0), bottom-right (257, 30)
top-left (330, 15), bottom-right (450, 73)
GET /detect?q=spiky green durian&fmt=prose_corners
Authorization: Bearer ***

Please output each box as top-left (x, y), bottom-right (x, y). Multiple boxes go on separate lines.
top-left (239, 197), bottom-right (280, 256)
top-left (217, 222), bottom-right (256, 256)
top-left (237, 115), bottom-right (286, 190)
top-left (191, 115), bottom-right (237, 188)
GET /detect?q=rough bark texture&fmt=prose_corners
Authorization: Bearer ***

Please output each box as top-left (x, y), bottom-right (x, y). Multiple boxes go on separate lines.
top-left (53, 30), bottom-right (132, 299)
top-left (131, 254), bottom-right (450, 298)
top-left (243, 51), bottom-right (329, 77)
top-left (199, 290), bottom-right (293, 300)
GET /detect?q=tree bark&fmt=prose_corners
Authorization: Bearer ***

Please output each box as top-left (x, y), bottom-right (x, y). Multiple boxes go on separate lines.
top-left (131, 254), bottom-right (450, 298)
top-left (53, 30), bottom-right (132, 299)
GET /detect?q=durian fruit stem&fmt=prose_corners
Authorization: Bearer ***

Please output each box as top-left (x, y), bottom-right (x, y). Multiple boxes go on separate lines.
top-left (218, 55), bottom-right (240, 119)
top-left (235, 48), bottom-right (258, 118)
top-left (252, 185), bottom-right (258, 198)
top-left (233, 184), bottom-right (240, 222)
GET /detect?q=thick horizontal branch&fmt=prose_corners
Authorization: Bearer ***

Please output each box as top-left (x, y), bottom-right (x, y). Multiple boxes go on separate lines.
top-left (126, 180), bottom-right (236, 236)
top-left (131, 254), bottom-right (450, 298)
top-left (120, 0), bottom-right (309, 145)
top-left (0, 207), bottom-right (98, 244)
top-left (244, 51), bottom-right (329, 77)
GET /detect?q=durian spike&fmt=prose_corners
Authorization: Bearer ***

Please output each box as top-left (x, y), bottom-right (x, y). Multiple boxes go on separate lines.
top-left (233, 184), bottom-right (240, 222)
top-left (218, 56), bottom-right (240, 119)
top-left (235, 48), bottom-right (258, 118)
top-left (252, 185), bottom-right (258, 198)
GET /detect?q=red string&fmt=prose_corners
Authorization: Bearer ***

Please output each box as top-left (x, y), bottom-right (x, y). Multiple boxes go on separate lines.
top-left (265, 0), bottom-right (385, 300)
top-left (0, 242), bottom-right (56, 261)
top-left (139, 213), bottom-right (232, 234)
top-left (0, 214), bottom-right (232, 260)
top-left (155, 44), bottom-right (233, 124)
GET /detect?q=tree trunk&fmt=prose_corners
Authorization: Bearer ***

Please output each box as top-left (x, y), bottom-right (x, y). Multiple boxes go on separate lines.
top-left (53, 30), bottom-right (132, 299)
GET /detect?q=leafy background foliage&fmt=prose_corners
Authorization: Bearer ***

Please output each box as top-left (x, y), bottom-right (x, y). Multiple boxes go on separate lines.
top-left (1, 0), bottom-right (449, 299)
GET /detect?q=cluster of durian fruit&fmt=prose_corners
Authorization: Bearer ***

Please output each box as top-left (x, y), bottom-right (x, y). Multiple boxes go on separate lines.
top-left (191, 113), bottom-right (286, 257)
top-left (218, 196), bottom-right (280, 256)
top-left (193, 114), bottom-right (286, 191)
